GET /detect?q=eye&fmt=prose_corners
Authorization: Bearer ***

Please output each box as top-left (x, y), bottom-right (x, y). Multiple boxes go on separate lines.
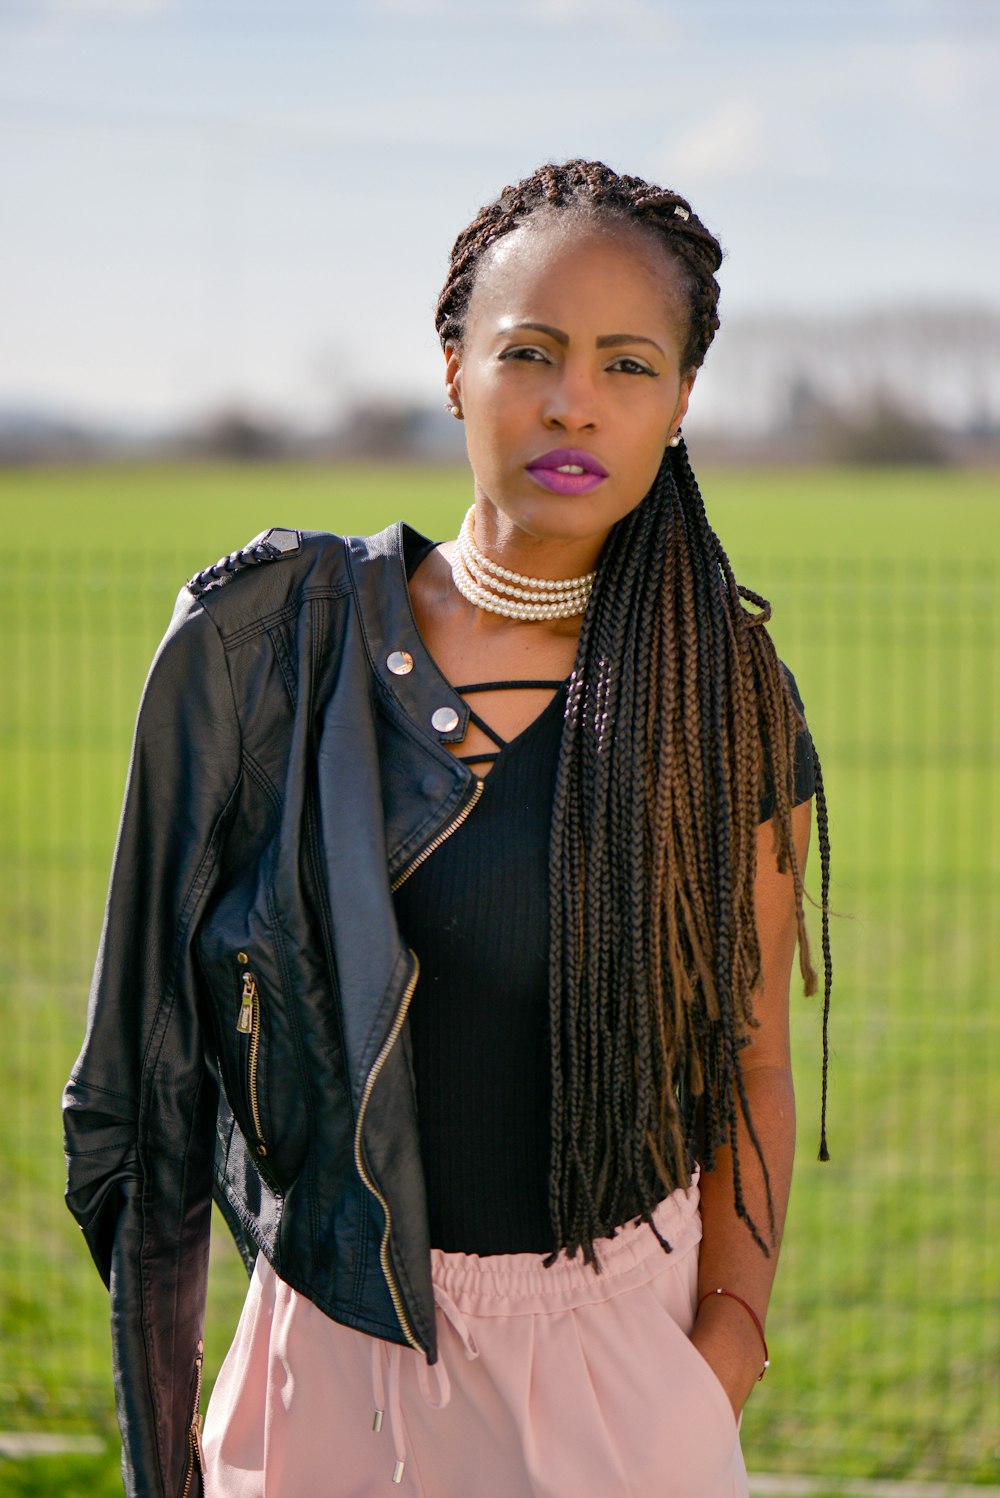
top-left (609, 356), bottom-right (657, 377)
top-left (498, 345), bottom-right (550, 364)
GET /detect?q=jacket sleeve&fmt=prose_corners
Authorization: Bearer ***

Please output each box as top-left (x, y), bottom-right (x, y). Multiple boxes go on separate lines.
top-left (62, 587), bottom-right (242, 1498)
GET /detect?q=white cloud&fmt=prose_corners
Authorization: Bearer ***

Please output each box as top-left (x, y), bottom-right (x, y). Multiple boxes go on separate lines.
top-left (666, 103), bottom-right (773, 180)
top-left (851, 36), bottom-right (998, 145)
top-left (653, 91), bottom-right (836, 190)
top-left (650, 28), bottom-right (997, 195)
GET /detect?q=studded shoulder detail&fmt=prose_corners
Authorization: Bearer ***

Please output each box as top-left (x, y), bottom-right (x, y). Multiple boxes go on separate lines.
top-left (186, 527), bottom-right (302, 597)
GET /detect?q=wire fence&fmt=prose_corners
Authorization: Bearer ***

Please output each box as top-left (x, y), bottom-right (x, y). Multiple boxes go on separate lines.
top-left (1, 546), bottom-right (997, 1487)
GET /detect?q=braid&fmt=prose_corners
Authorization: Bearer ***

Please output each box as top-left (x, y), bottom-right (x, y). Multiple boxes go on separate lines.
top-left (438, 160), bottom-right (835, 1265)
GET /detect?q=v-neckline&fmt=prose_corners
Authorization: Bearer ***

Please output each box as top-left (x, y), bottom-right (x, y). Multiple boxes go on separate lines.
top-left (454, 680), bottom-right (568, 784)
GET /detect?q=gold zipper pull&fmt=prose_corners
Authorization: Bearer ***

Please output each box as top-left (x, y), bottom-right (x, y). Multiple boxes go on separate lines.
top-left (237, 972), bottom-right (256, 1033)
top-left (191, 1411), bottom-right (204, 1472)
top-left (182, 1340), bottom-right (206, 1498)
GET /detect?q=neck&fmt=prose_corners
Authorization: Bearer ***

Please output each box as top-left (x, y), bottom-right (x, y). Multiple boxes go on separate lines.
top-left (470, 489), bottom-right (610, 580)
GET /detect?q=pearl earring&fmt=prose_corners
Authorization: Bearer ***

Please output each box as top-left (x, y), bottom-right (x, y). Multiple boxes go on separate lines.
top-left (668, 428), bottom-right (682, 448)
top-left (445, 401), bottom-right (463, 420)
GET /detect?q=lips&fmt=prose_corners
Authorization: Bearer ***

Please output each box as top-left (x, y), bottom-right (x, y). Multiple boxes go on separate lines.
top-left (525, 446), bottom-right (609, 497)
top-left (526, 447), bottom-right (609, 478)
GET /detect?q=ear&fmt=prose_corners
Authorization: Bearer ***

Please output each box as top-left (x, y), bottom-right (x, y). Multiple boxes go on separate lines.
top-left (444, 339), bottom-right (463, 407)
top-left (670, 369), bottom-right (696, 435)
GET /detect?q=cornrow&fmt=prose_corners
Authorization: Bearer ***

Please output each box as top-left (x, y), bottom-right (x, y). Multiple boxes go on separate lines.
top-left (436, 159), bottom-right (834, 1265)
top-left (436, 159), bottom-right (722, 373)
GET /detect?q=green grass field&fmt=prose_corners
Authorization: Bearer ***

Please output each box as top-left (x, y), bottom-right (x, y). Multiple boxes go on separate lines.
top-left (1, 463), bottom-right (997, 1495)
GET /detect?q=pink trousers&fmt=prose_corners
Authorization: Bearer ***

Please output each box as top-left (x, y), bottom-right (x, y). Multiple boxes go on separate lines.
top-left (201, 1170), bottom-right (749, 1497)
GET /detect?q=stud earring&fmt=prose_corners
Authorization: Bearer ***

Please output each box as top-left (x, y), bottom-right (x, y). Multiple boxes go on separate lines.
top-left (445, 401), bottom-right (463, 420)
top-left (668, 428), bottom-right (682, 448)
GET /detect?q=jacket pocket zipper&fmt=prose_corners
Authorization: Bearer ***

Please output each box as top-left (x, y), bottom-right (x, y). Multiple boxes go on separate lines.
top-left (237, 970), bottom-right (267, 1155)
top-left (181, 1339), bottom-right (204, 1498)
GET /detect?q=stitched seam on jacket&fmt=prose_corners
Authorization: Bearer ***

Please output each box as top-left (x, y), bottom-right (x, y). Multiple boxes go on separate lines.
top-left (350, 1192), bottom-right (371, 1319)
top-left (62, 1142), bottom-right (138, 1158)
top-left (219, 583), bottom-right (350, 648)
top-left (242, 750), bottom-right (281, 811)
top-left (266, 622), bottom-right (298, 710)
top-left (65, 1076), bottom-right (137, 1106)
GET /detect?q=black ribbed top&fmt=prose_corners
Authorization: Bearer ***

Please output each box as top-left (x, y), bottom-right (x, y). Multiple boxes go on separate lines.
top-left (394, 681), bottom-right (566, 1255)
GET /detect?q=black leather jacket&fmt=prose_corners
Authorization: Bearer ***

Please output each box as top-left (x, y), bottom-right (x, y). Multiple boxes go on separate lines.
top-left (63, 522), bottom-right (482, 1498)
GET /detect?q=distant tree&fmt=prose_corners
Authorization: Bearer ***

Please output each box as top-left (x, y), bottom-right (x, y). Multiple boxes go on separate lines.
top-left (703, 306), bottom-right (1000, 453)
top-left (332, 401), bottom-right (428, 459)
top-left (818, 396), bottom-right (952, 466)
top-left (187, 407), bottom-right (288, 461)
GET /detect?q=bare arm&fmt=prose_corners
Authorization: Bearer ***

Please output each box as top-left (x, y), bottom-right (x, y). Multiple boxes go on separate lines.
top-left (691, 796), bottom-right (812, 1417)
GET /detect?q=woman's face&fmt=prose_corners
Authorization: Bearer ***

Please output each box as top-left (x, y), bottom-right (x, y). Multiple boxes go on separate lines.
top-left (445, 214), bottom-right (695, 553)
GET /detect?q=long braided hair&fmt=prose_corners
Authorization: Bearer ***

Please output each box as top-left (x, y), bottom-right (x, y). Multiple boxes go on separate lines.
top-left (435, 159), bottom-right (833, 1265)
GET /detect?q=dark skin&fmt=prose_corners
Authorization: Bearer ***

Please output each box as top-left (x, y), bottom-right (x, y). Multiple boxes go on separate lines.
top-left (409, 214), bottom-right (810, 1419)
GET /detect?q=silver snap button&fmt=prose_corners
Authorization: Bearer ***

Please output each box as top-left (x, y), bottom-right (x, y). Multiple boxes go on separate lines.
top-left (431, 706), bottom-right (460, 733)
top-left (386, 650), bottom-right (414, 676)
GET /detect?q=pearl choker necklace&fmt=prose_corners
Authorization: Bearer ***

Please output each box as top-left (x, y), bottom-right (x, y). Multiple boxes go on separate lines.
top-left (451, 507), bottom-right (596, 621)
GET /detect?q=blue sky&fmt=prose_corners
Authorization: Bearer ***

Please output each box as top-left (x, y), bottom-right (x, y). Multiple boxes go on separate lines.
top-left (1, 0), bottom-right (997, 428)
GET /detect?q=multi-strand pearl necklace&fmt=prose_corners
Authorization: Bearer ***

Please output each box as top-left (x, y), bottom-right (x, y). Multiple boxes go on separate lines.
top-left (451, 506), bottom-right (596, 622)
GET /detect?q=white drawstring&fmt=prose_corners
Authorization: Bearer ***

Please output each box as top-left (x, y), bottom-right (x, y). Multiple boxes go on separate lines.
top-left (371, 1339), bottom-right (406, 1482)
top-left (371, 1285), bottom-right (480, 1484)
top-left (371, 1338), bottom-right (385, 1433)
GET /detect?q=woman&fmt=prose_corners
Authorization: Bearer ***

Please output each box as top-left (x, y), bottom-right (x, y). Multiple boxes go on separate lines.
top-left (64, 159), bottom-right (831, 1498)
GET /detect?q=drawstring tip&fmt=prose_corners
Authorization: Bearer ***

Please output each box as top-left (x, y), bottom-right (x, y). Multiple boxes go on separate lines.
top-left (372, 1409), bottom-right (383, 1433)
top-left (818, 1138), bottom-right (830, 1163)
top-left (392, 1458), bottom-right (405, 1483)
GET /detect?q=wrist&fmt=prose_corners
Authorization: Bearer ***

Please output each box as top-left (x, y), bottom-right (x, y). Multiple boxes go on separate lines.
top-left (692, 1289), bottom-right (770, 1417)
top-left (696, 1287), bottom-right (770, 1381)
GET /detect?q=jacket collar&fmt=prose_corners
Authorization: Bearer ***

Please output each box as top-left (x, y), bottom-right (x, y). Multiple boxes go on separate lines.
top-left (345, 520), bottom-right (474, 756)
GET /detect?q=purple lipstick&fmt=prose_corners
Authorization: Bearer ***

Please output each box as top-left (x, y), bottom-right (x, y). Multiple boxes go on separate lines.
top-left (526, 447), bottom-right (608, 496)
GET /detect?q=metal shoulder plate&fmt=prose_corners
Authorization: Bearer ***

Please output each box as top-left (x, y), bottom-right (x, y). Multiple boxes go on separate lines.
top-left (186, 527), bottom-right (302, 597)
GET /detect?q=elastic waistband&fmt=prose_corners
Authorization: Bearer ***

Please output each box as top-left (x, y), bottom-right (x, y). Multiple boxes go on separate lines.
top-left (429, 1169), bottom-right (702, 1318)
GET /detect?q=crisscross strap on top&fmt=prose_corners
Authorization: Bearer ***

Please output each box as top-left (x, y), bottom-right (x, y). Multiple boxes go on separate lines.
top-left (455, 682), bottom-right (569, 693)
top-left (452, 680), bottom-right (567, 766)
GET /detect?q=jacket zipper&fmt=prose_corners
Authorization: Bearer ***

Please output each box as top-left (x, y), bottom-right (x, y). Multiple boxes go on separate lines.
top-left (352, 780), bottom-right (482, 1350)
top-left (181, 1339), bottom-right (204, 1498)
top-left (352, 954), bottom-right (422, 1352)
top-left (390, 779), bottom-right (483, 892)
top-left (237, 971), bottom-right (267, 1154)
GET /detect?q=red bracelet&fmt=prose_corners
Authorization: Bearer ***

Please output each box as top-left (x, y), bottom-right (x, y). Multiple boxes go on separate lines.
top-left (696, 1288), bottom-right (770, 1381)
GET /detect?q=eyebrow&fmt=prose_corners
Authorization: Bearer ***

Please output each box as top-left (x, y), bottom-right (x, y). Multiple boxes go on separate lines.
top-left (500, 320), bottom-right (665, 356)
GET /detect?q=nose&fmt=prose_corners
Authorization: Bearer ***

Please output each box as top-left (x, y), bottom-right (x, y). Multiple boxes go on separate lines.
top-left (541, 364), bottom-right (599, 433)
